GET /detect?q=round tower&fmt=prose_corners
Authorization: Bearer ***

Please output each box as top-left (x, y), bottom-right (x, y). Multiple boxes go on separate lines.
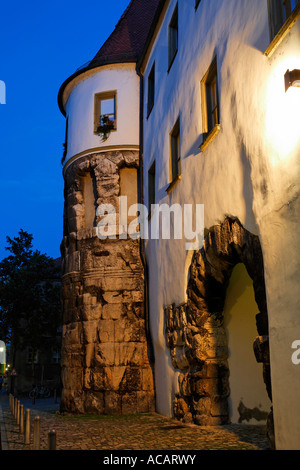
top-left (58, 0), bottom-right (160, 414)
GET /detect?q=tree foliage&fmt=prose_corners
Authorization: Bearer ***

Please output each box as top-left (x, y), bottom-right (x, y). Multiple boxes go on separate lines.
top-left (0, 229), bottom-right (62, 353)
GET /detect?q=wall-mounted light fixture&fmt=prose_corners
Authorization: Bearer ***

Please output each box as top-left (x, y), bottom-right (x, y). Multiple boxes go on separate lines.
top-left (285, 69), bottom-right (300, 92)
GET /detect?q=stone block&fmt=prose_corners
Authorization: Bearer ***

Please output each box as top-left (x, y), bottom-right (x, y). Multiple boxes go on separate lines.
top-left (121, 392), bottom-right (138, 414)
top-left (60, 389), bottom-right (85, 414)
top-left (210, 396), bottom-right (229, 417)
top-left (114, 319), bottom-right (144, 343)
top-left (84, 343), bottom-right (95, 368)
top-left (206, 361), bottom-right (229, 378)
top-left (194, 396), bottom-right (211, 416)
top-left (104, 391), bottom-right (122, 415)
top-left (81, 303), bottom-right (102, 321)
top-left (63, 322), bottom-right (82, 345)
top-left (84, 391), bottom-right (105, 414)
top-left (82, 320), bottom-right (98, 344)
top-left (103, 275), bottom-right (139, 292)
top-left (115, 342), bottom-right (147, 366)
top-left (193, 378), bottom-right (220, 397)
top-left (84, 367), bottom-right (113, 391)
top-left (102, 291), bottom-right (124, 304)
top-left (110, 366), bottom-right (127, 390)
top-left (97, 319), bottom-right (115, 343)
top-left (102, 302), bottom-right (124, 319)
top-left (136, 391), bottom-right (154, 413)
top-left (142, 367), bottom-right (155, 391)
top-left (95, 343), bottom-right (116, 367)
top-left (62, 367), bottom-right (83, 390)
top-left (119, 367), bottom-right (142, 393)
top-left (61, 346), bottom-right (84, 368)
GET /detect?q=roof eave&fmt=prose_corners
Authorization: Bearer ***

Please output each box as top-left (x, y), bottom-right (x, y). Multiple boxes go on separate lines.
top-left (136, 0), bottom-right (168, 75)
top-left (57, 58), bottom-right (137, 117)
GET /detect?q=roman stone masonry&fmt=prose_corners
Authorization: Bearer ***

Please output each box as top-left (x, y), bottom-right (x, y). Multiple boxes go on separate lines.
top-left (164, 218), bottom-right (274, 447)
top-left (60, 150), bottom-right (155, 415)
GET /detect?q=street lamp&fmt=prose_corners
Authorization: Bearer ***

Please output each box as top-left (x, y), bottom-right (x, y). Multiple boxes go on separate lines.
top-left (284, 69), bottom-right (300, 92)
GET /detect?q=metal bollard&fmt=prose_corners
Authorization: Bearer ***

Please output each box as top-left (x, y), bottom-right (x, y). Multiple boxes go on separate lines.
top-left (19, 404), bottom-right (24, 433)
top-left (14, 397), bottom-right (18, 419)
top-left (16, 400), bottom-right (20, 425)
top-left (24, 409), bottom-right (31, 445)
top-left (48, 429), bottom-right (56, 450)
top-left (33, 416), bottom-right (40, 450)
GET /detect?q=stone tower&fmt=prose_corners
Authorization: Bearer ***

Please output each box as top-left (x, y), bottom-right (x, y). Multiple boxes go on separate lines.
top-left (57, 0), bottom-right (160, 414)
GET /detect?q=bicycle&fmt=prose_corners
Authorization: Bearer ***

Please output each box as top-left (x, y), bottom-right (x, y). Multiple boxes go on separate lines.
top-left (29, 384), bottom-right (50, 399)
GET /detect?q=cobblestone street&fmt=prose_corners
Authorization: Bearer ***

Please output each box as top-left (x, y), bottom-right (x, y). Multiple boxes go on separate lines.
top-left (0, 393), bottom-right (270, 452)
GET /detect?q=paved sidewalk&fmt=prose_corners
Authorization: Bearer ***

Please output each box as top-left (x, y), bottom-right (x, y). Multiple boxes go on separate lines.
top-left (0, 393), bottom-right (270, 451)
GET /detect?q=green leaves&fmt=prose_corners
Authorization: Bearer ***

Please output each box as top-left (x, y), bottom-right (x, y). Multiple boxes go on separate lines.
top-left (0, 230), bottom-right (61, 351)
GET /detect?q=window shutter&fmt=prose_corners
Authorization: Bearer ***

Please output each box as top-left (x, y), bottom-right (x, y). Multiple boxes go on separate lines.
top-left (267, 0), bottom-right (285, 40)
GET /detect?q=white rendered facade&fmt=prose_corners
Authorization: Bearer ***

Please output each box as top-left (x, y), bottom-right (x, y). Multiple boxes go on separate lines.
top-left (62, 63), bottom-right (140, 169)
top-left (140, 0), bottom-right (300, 450)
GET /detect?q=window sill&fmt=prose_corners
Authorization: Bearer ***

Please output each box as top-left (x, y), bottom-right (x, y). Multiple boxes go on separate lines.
top-left (199, 124), bottom-right (221, 152)
top-left (166, 174), bottom-right (181, 194)
top-left (265, 4), bottom-right (300, 57)
top-left (94, 127), bottom-right (117, 136)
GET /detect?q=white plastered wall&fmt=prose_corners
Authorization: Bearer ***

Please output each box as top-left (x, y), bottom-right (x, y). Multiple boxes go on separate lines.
top-left (142, 0), bottom-right (300, 449)
top-left (62, 63), bottom-right (140, 165)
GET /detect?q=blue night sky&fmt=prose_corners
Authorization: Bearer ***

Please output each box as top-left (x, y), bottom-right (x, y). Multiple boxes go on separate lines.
top-left (0, 0), bottom-right (129, 261)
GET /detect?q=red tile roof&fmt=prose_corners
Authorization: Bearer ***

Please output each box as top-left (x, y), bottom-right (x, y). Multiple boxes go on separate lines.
top-left (58, 0), bottom-right (164, 115)
top-left (89, 0), bottom-right (162, 67)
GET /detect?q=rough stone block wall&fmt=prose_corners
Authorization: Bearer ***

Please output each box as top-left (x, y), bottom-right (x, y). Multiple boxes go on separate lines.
top-left (60, 150), bottom-right (155, 414)
top-left (164, 218), bottom-right (273, 439)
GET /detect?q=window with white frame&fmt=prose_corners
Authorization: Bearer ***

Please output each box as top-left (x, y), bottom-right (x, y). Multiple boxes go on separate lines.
top-left (94, 91), bottom-right (117, 134)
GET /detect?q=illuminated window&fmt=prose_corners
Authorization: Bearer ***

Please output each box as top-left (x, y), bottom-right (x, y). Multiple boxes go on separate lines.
top-left (267, 0), bottom-right (300, 40)
top-left (170, 118), bottom-right (181, 184)
top-left (147, 63), bottom-right (155, 118)
top-left (168, 3), bottom-right (178, 71)
top-left (94, 91), bottom-right (116, 134)
top-left (201, 57), bottom-right (220, 133)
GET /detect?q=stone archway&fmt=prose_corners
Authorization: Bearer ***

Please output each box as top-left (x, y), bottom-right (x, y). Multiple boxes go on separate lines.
top-left (164, 217), bottom-right (274, 447)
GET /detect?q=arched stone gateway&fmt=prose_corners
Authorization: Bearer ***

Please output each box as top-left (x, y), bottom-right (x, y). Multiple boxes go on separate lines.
top-left (164, 217), bottom-right (274, 448)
